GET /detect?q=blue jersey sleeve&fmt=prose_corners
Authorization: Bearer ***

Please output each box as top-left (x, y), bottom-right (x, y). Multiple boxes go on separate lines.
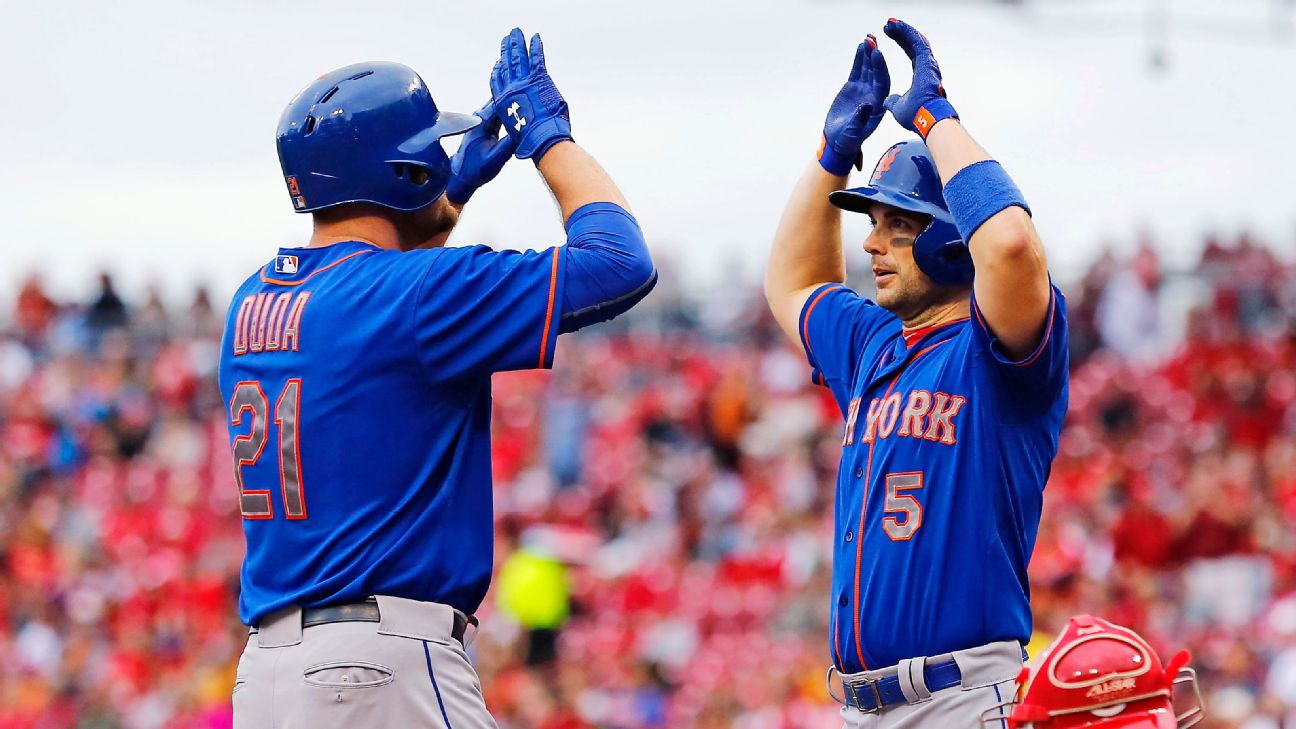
top-left (798, 283), bottom-right (894, 413)
top-left (558, 202), bottom-right (657, 333)
top-left (413, 244), bottom-right (565, 381)
top-left (969, 283), bottom-right (1069, 415)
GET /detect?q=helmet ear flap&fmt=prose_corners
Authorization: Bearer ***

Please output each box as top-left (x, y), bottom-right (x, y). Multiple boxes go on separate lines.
top-left (938, 241), bottom-right (971, 266)
top-left (913, 218), bottom-right (973, 286)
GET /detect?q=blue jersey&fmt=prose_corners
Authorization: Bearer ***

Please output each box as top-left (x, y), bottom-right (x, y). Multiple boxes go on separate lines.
top-left (800, 283), bottom-right (1068, 672)
top-left (218, 239), bottom-right (566, 626)
top-left (219, 203), bottom-right (653, 627)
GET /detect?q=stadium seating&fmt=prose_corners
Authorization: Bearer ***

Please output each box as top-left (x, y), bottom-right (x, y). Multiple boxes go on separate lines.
top-left (1, 234), bottom-right (1292, 728)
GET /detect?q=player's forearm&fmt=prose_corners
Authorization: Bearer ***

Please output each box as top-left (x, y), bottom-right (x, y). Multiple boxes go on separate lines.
top-left (923, 119), bottom-right (990, 184)
top-left (927, 119), bottom-right (1050, 356)
top-left (535, 141), bottom-right (631, 225)
top-left (765, 161), bottom-right (849, 325)
top-left (924, 120), bottom-right (1039, 262)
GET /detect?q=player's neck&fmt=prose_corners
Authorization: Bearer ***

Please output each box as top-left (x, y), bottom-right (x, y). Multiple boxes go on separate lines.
top-left (901, 298), bottom-right (970, 332)
top-left (307, 231), bottom-right (390, 249)
top-left (307, 216), bottom-right (450, 252)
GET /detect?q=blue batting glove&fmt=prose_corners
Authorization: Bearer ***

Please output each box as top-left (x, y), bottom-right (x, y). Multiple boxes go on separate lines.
top-left (882, 18), bottom-right (959, 139)
top-left (490, 29), bottom-right (572, 163)
top-left (819, 35), bottom-right (890, 176)
top-left (446, 100), bottom-right (520, 205)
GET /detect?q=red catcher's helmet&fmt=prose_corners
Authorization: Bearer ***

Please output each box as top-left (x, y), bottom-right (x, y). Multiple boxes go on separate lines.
top-left (981, 615), bottom-right (1204, 729)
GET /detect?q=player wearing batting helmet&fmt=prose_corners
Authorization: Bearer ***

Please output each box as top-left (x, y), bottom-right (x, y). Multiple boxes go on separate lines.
top-left (220, 29), bottom-right (655, 728)
top-left (982, 615), bottom-right (1205, 729)
top-left (765, 18), bottom-right (1068, 728)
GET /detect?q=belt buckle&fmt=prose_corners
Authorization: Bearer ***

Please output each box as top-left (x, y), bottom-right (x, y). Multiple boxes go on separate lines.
top-left (850, 679), bottom-right (885, 714)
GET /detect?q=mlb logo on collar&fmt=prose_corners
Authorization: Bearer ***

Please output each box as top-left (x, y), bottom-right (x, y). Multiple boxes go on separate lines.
top-left (275, 255), bottom-right (299, 275)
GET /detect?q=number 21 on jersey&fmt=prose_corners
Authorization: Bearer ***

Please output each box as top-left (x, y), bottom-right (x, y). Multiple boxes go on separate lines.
top-left (229, 379), bottom-right (306, 520)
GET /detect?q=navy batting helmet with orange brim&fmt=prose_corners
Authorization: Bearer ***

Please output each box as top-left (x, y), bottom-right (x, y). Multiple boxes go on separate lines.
top-left (276, 62), bottom-right (480, 213)
top-left (829, 139), bottom-right (974, 286)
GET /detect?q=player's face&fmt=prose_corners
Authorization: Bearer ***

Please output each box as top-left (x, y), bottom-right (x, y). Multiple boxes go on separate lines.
top-left (863, 203), bottom-right (963, 321)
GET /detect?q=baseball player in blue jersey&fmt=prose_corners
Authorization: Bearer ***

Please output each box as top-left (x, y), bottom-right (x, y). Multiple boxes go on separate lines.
top-left (219, 29), bottom-right (655, 728)
top-left (765, 19), bottom-right (1068, 728)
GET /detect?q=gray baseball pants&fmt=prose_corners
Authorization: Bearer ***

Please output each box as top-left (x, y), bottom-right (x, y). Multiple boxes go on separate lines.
top-left (232, 595), bottom-right (497, 729)
top-left (837, 640), bottom-right (1022, 729)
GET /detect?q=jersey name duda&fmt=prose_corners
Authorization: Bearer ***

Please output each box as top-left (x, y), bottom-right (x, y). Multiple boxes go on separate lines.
top-left (229, 291), bottom-right (311, 356)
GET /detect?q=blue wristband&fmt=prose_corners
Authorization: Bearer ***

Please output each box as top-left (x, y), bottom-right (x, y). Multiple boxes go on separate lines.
top-left (531, 133), bottom-right (574, 165)
top-left (913, 98), bottom-right (958, 139)
top-left (941, 160), bottom-right (1030, 243)
top-left (818, 135), bottom-right (859, 177)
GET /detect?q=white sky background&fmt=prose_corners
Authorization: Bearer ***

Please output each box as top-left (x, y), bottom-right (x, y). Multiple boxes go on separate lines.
top-left (1, 0), bottom-right (1293, 304)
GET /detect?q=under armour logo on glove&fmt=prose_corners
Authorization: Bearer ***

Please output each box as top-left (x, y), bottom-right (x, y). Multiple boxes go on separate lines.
top-left (507, 102), bottom-right (527, 131)
top-left (489, 28), bottom-right (573, 161)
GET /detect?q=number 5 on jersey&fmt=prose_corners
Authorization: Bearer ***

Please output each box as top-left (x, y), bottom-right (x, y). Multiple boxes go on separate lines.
top-left (230, 379), bottom-right (306, 520)
top-left (883, 471), bottom-right (923, 541)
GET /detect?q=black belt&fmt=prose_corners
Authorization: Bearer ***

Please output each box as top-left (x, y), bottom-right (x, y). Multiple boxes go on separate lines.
top-left (252, 599), bottom-right (476, 646)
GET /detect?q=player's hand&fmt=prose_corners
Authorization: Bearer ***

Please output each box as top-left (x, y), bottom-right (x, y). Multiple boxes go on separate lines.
top-left (489, 28), bottom-right (573, 163)
top-left (882, 18), bottom-right (959, 139)
top-left (819, 35), bottom-right (890, 176)
top-left (446, 99), bottom-right (519, 206)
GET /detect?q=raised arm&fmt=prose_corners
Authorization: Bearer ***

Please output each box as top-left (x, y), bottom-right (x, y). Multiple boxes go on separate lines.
top-left (766, 37), bottom-right (890, 349)
top-left (489, 28), bottom-right (654, 333)
top-left (541, 141), bottom-right (655, 333)
top-left (766, 163), bottom-right (848, 346)
top-left (536, 141), bottom-right (630, 223)
top-left (926, 123), bottom-right (1049, 357)
top-left (487, 28), bottom-right (630, 222)
top-left (882, 18), bottom-right (1050, 359)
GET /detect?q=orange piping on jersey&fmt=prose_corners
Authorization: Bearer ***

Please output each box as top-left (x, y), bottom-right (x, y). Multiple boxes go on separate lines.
top-left (832, 606), bottom-right (843, 669)
top-left (1015, 289), bottom-right (1056, 367)
top-left (538, 247), bottom-right (561, 368)
top-left (971, 289), bottom-right (1056, 367)
top-left (801, 285), bottom-right (841, 363)
top-left (851, 336), bottom-right (952, 670)
top-left (259, 249), bottom-right (375, 286)
top-left (901, 317), bottom-right (969, 348)
top-left (908, 338), bottom-right (954, 365)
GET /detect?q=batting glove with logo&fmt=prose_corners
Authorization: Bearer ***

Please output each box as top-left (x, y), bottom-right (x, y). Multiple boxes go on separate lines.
top-left (446, 100), bottom-right (520, 205)
top-left (882, 18), bottom-right (959, 140)
top-left (819, 35), bottom-right (890, 176)
top-left (490, 28), bottom-right (572, 162)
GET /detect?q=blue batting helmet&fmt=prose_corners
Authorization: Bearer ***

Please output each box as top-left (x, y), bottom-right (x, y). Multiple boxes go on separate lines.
top-left (828, 139), bottom-right (974, 286)
top-left (276, 62), bottom-right (481, 213)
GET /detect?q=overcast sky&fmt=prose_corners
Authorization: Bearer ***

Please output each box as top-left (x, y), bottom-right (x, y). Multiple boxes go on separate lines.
top-left (2, 0), bottom-right (1293, 303)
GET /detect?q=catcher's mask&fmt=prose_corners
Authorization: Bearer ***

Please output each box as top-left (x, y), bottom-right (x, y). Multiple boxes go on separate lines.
top-left (980, 615), bottom-right (1204, 729)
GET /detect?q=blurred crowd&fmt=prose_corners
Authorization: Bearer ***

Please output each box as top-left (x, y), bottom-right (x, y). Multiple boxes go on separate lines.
top-left (1, 232), bottom-right (1294, 729)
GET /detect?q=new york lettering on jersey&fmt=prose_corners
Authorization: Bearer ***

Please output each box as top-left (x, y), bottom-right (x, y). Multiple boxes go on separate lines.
top-left (218, 239), bottom-right (564, 626)
top-left (799, 282), bottom-right (1068, 673)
